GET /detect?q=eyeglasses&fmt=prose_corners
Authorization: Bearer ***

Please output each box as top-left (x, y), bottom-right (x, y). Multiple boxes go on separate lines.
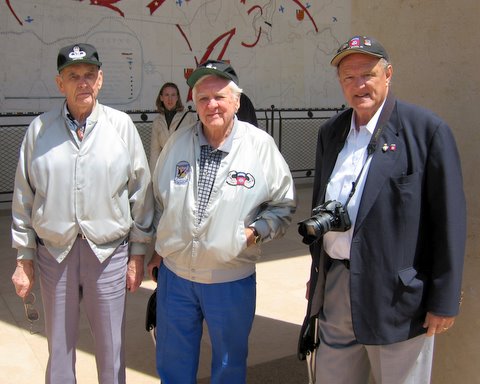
top-left (23, 292), bottom-right (40, 334)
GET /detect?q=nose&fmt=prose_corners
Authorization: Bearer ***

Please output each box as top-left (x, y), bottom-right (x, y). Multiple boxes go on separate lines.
top-left (77, 76), bottom-right (89, 87)
top-left (354, 76), bottom-right (368, 88)
top-left (206, 98), bottom-right (219, 109)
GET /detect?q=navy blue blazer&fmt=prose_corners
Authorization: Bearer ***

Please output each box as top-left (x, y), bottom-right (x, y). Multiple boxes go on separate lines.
top-left (304, 93), bottom-right (466, 345)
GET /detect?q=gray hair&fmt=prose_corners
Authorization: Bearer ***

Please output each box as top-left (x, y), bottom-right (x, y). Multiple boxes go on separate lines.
top-left (191, 75), bottom-right (243, 105)
top-left (379, 58), bottom-right (391, 70)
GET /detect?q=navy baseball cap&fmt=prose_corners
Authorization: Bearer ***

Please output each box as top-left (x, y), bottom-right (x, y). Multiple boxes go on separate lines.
top-left (187, 60), bottom-right (239, 88)
top-left (57, 43), bottom-right (102, 72)
top-left (331, 36), bottom-right (389, 67)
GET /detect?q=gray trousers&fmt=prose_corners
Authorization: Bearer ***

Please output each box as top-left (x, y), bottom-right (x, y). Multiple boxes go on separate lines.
top-left (316, 260), bottom-right (434, 384)
top-left (37, 238), bottom-right (128, 384)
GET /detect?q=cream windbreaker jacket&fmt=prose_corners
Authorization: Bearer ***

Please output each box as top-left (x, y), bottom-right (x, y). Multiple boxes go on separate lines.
top-left (149, 109), bottom-right (197, 171)
top-left (153, 119), bottom-right (296, 284)
top-left (12, 102), bottom-right (154, 263)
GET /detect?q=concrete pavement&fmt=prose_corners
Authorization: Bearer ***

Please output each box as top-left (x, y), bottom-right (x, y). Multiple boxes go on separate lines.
top-left (0, 184), bottom-right (313, 384)
top-left (1, 181), bottom-right (478, 383)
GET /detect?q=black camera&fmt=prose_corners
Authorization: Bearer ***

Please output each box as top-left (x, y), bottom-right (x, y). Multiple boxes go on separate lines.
top-left (298, 200), bottom-right (351, 245)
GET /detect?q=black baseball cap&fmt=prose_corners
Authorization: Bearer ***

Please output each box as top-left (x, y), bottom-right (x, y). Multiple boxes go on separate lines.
top-left (57, 43), bottom-right (102, 72)
top-left (187, 60), bottom-right (239, 88)
top-left (331, 36), bottom-right (389, 67)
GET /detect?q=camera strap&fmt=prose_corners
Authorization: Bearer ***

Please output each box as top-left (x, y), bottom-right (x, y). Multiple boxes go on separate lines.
top-left (344, 155), bottom-right (370, 208)
top-left (344, 118), bottom-right (387, 208)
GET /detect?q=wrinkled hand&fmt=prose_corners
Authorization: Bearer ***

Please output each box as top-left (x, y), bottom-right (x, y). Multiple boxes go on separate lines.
top-left (245, 227), bottom-right (257, 247)
top-left (146, 251), bottom-right (163, 282)
top-left (423, 312), bottom-right (456, 336)
top-left (12, 260), bottom-right (35, 298)
top-left (126, 254), bottom-right (144, 292)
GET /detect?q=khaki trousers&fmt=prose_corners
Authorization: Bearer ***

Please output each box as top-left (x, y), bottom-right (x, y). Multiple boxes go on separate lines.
top-left (316, 260), bottom-right (434, 384)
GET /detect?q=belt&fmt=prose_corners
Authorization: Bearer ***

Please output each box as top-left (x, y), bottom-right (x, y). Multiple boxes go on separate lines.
top-left (77, 234), bottom-right (129, 246)
top-left (37, 234), bottom-right (86, 245)
top-left (37, 235), bottom-right (128, 246)
top-left (328, 256), bottom-right (350, 270)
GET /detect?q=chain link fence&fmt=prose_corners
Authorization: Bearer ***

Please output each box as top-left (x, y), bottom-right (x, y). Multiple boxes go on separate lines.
top-left (0, 107), bottom-right (343, 203)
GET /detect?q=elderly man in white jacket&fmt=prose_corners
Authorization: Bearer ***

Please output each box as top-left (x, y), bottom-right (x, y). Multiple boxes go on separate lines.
top-left (147, 60), bottom-right (296, 384)
top-left (11, 43), bottom-right (153, 384)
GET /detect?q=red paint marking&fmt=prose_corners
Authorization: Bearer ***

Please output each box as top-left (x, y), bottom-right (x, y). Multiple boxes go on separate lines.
top-left (291, 0), bottom-right (318, 32)
top-left (6, 0), bottom-right (23, 25)
top-left (146, 0), bottom-right (167, 16)
top-left (90, 0), bottom-right (125, 18)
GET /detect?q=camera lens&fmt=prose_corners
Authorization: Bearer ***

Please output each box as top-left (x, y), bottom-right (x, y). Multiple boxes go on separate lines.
top-left (298, 213), bottom-right (333, 244)
top-left (297, 200), bottom-right (351, 245)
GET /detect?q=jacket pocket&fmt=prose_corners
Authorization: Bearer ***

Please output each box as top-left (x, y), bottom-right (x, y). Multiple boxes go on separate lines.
top-left (394, 267), bottom-right (425, 320)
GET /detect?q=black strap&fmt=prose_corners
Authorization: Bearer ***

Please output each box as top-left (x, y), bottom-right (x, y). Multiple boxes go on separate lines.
top-left (344, 119), bottom-right (388, 207)
top-left (344, 153), bottom-right (371, 208)
top-left (174, 110), bottom-right (191, 132)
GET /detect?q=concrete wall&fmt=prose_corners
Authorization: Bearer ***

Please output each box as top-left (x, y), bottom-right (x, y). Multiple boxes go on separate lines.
top-left (350, 1), bottom-right (480, 382)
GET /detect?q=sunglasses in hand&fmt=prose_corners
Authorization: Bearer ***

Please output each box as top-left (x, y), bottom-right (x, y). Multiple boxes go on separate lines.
top-left (23, 292), bottom-right (40, 334)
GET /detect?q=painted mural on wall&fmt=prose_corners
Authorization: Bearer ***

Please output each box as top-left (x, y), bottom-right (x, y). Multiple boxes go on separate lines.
top-left (0, 0), bottom-right (349, 112)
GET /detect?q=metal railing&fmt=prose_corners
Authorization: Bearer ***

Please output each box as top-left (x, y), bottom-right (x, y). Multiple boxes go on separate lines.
top-left (0, 106), bottom-right (344, 203)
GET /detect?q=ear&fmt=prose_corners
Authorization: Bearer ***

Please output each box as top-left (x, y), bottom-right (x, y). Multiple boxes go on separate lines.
top-left (55, 74), bottom-right (65, 95)
top-left (235, 94), bottom-right (241, 111)
top-left (385, 64), bottom-right (393, 85)
top-left (97, 69), bottom-right (104, 90)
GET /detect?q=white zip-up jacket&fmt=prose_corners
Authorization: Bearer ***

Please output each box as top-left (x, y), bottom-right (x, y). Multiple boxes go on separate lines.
top-left (12, 102), bottom-right (154, 263)
top-left (153, 119), bottom-right (296, 284)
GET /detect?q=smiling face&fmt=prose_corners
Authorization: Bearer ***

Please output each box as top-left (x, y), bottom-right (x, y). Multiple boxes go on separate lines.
top-left (337, 53), bottom-right (392, 126)
top-left (55, 63), bottom-right (103, 120)
top-left (193, 75), bottom-right (240, 135)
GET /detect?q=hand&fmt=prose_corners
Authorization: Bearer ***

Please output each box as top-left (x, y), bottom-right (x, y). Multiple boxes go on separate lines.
top-left (126, 254), bottom-right (144, 293)
top-left (146, 251), bottom-right (163, 282)
top-left (305, 280), bottom-right (311, 300)
top-left (245, 227), bottom-right (257, 247)
top-left (12, 260), bottom-right (35, 298)
top-left (423, 312), bottom-right (456, 336)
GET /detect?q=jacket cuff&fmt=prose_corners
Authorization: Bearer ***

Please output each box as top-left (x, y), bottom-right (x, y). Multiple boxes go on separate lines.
top-left (17, 247), bottom-right (35, 261)
top-left (251, 220), bottom-right (270, 241)
top-left (130, 242), bottom-right (147, 256)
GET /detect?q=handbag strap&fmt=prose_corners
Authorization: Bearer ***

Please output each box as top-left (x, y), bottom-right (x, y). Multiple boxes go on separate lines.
top-left (174, 110), bottom-right (191, 131)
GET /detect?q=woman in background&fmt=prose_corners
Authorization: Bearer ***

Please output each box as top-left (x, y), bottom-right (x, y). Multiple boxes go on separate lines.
top-left (149, 82), bottom-right (197, 171)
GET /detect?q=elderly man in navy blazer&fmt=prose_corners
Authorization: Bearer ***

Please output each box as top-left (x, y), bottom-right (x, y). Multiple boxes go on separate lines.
top-left (299, 35), bottom-right (466, 383)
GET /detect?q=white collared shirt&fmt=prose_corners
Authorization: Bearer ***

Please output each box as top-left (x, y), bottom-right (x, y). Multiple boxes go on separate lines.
top-left (323, 102), bottom-right (385, 260)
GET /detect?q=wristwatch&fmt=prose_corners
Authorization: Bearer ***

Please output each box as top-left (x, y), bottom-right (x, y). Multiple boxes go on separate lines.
top-left (250, 226), bottom-right (261, 245)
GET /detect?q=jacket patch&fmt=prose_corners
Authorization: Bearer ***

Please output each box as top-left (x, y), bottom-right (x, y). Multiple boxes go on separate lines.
top-left (174, 161), bottom-right (191, 185)
top-left (226, 171), bottom-right (255, 188)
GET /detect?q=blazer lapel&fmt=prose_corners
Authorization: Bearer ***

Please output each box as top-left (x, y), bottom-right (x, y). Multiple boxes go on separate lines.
top-left (354, 94), bottom-right (400, 232)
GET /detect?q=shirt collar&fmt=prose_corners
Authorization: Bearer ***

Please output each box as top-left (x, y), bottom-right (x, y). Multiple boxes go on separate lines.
top-left (350, 98), bottom-right (386, 136)
top-left (197, 117), bottom-right (237, 153)
top-left (62, 101), bottom-right (100, 127)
